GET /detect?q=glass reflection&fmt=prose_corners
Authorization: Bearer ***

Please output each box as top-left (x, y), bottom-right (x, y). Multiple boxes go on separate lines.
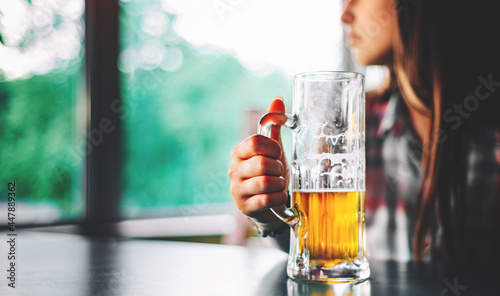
top-left (287, 279), bottom-right (371, 296)
top-left (86, 237), bottom-right (124, 296)
top-left (258, 259), bottom-right (371, 296)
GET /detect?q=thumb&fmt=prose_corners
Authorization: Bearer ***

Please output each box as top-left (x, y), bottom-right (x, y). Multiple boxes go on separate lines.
top-left (266, 96), bottom-right (286, 142)
top-left (267, 96), bottom-right (286, 114)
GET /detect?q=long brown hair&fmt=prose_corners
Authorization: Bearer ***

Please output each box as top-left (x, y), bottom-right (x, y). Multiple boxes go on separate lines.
top-left (393, 0), bottom-right (500, 261)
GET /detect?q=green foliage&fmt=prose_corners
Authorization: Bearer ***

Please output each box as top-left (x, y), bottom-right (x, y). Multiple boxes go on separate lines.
top-left (0, 0), bottom-right (292, 219)
top-left (119, 1), bottom-right (291, 211)
top-left (0, 63), bottom-right (84, 219)
top-left (121, 51), bottom-right (290, 210)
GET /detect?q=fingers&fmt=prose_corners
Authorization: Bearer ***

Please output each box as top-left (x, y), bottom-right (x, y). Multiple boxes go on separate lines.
top-left (228, 97), bottom-right (289, 219)
top-left (238, 176), bottom-right (286, 197)
top-left (241, 191), bottom-right (288, 217)
top-left (237, 156), bottom-right (284, 179)
top-left (229, 166), bottom-right (288, 216)
top-left (231, 134), bottom-right (282, 161)
top-left (267, 96), bottom-right (286, 113)
top-left (266, 97), bottom-right (286, 141)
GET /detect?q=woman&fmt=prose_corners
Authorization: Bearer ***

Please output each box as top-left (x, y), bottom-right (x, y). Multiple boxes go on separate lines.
top-left (228, 0), bottom-right (500, 265)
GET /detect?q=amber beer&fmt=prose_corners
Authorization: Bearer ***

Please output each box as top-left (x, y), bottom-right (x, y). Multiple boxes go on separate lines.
top-left (293, 191), bottom-right (364, 268)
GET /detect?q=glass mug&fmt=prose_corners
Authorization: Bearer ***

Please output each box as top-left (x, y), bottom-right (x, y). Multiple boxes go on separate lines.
top-left (258, 71), bottom-right (369, 283)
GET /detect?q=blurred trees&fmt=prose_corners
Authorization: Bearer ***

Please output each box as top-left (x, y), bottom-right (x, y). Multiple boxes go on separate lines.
top-left (0, 0), bottom-right (290, 219)
top-left (0, 63), bottom-right (84, 218)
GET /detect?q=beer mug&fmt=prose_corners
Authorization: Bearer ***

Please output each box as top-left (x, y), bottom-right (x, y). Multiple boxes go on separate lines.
top-left (259, 71), bottom-right (369, 282)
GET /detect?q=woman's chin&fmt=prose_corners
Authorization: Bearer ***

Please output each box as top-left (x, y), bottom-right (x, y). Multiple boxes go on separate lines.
top-left (351, 50), bottom-right (371, 67)
top-left (354, 51), bottom-right (392, 67)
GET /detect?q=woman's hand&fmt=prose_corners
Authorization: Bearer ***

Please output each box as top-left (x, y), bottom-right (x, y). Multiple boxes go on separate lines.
top-left (228, 97), bottom-right (290, 226)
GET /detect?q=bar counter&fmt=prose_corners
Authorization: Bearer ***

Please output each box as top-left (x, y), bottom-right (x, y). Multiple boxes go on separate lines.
top-left (0, 231), bottom-right (496, 295)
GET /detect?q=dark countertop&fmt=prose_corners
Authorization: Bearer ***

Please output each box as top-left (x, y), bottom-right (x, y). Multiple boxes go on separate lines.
top-left (0, 231), bottom-right (496, 295)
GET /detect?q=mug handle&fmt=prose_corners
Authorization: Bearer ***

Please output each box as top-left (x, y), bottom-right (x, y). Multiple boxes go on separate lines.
top-left (258, 112), bottom-right (300, 227)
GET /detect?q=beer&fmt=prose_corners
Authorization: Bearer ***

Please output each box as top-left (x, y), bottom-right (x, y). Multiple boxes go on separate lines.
top-left (293, 191), bottom-right (364, 268)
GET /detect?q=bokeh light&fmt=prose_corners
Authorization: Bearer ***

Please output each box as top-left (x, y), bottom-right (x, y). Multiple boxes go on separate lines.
top-left (0, 0), bottom-right (84, 81)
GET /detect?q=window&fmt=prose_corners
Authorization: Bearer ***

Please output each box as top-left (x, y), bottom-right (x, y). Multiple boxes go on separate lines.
top-left (0, 0), bottom-right (85, 224)
top-left (1, 0), bottom-right (350, 233)
top-left (118, 0), bottom-right (346, 219)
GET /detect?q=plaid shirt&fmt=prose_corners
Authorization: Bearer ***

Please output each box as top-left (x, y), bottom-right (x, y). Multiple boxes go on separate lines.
top-left (365, 91), bottom-right (500, 262)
